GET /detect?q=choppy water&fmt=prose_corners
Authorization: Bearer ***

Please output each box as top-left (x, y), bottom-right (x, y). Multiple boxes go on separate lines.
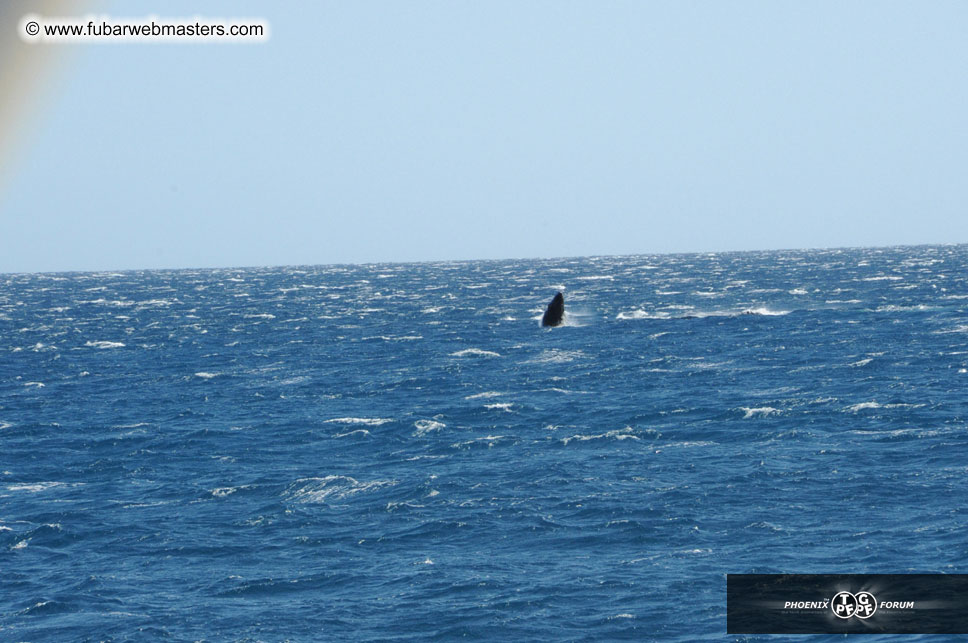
top-left (2, 245), bottom-right (967, 641)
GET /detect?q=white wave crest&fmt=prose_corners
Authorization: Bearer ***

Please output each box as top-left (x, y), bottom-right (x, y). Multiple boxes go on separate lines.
top-left (562, 427), bottom-right (638, 445)
top-left (450, 348), bottom-right (502, 358)
top-left (741, 307), bottom-right (790, 316)
top-left (324, 417), bottom-right (392, 426)
top-left (616, 309), bottom-right (670, 320)
top-left (7, 481), bottom-right (78, 493)
top-left (211, 486), bottom-right (247, 497)
top-left (333, 429), bottom-right (371, 438)
top-left (286, 476), bottom-right (397, 504)
top-left (413, 419), bottom-right (445, 436)
top-left (485, 402), bottom-right (514, 412)
top-left (464, 391), bottom-right (504, 400)
top-left (85, 340), bottom-right (125, 349)
top-left (740, 407), bottom-right (780, 419)
top-left (527, 349), bottom-right (586, 364)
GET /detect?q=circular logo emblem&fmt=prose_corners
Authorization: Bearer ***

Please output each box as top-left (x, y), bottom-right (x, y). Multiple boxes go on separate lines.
top-left (854, 591), bottom-right (877, 619)
top-left (832, 591), bottom-right (877, 619)
top-left (832, 591), bottom-right (857, 618)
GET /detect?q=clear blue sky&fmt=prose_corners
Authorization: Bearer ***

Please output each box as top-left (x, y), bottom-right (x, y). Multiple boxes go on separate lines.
top-left (2, 1), bottom-right (967, 273)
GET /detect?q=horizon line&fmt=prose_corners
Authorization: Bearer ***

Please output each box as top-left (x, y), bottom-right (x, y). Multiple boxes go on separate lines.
top-left (2, 240), bottom-right (964, 277)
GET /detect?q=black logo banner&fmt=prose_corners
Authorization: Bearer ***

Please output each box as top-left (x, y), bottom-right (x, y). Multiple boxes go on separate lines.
top-left (727, 574), bottom-right (968, 634)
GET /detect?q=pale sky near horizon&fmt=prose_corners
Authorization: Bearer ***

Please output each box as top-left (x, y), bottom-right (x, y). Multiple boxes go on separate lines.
top-left (2, 1), bottom-right (967, 273)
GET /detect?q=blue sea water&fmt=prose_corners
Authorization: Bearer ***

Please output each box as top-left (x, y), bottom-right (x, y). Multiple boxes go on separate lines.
top-left (1, 245), bottom-right (967, 641)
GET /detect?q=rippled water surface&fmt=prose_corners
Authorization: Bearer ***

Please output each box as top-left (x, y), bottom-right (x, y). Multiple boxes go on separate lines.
top-left (2, 245), bottom-right (967, 640)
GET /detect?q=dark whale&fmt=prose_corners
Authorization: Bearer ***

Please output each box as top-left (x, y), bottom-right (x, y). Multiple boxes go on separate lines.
top-left (541, 292), bottom-right (565, 327)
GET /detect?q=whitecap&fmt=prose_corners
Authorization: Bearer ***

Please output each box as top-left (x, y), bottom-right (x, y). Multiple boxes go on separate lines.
top-left (324, 417), bottom-right (392, 426)
top-left (413, 419), bottom-right (445, 436)
top-left (562, 427), bottom-right (638, 445)
top-left (7, 481), bottom-right (76, 493)
top-left (450, 348), bottom-right (501, 358)
top-left (741, 307), bottom-right (790, 316)
top-left (451, 435), bottom-right (508, 448)
top-left (333, 429), bottom-right (371, 438)
top-left (195, 372), bottom-right (220, 379)
top-left (85, 340), bottom-right (125, 349)
top-left (739, 407), bottom-right (779, 419)
top-left (485, 403), bottom-right (514, 412)
top-left (847, 401), bottom-right (881, 412)
top-left (527, 349), bottom-right (586, 364)
top-left (876, 304), bottom-right (935, 313)
top-left (464, 391), bottom-right (504, 400)
top-left (616, 310), bottom-right (670, 320)
top-left (286, 476), bottom-right (397, 504)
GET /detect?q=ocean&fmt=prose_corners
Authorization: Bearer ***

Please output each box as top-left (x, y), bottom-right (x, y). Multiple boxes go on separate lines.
top-left (1, 244), bottom-right (967, 641)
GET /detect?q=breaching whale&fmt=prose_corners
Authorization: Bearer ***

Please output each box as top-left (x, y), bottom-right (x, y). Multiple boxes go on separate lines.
top-left (541, 292), bottom-right (565, 327)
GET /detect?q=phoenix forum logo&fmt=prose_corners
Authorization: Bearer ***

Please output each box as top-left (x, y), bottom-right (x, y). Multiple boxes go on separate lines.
top-left (831, 591), bottom-right (877, 619)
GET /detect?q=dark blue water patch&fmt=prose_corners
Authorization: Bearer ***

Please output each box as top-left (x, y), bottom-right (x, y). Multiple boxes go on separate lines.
top-left (2, 245), bottom-right (968, 641)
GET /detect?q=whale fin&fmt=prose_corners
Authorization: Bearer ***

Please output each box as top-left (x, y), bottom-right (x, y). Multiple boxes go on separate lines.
top-left (541, 291), bottom-right (564, 327)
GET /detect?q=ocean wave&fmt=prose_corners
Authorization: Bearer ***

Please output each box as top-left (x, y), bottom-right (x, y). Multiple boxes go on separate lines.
top-left (211, 486), bottom-right (252, 497)
top-left (6, 481), bottom-right (81, 493)
top-left (286, 476), bottom-right (397, 504)
top-left (85, 340), bottom-right (125, 349)
top-left (484, 402), bottom-right (514, 412)
top-left (333, 429), bottom-right (371, 438)
top-left (739, 407), bottom-right (780, 419)
top-left (450, 435), bottom-right (510, 449)
top-left (616, 309), bottom-right (670, 320)
top-left (450, 348), bottom-right (501, 358)
top-left (413, 419), bottom-right (445, 436)
top-left (875, 304), bottom-right (936, 313)
top-left (527, 349), bottom-right (586, 364)
top-left (324, 417), bottom-right (393, 426)
top-left (846, 401), bottom-right (881, 412)
top-left (741, 307), bottom-right (790, 316)
top-left (561, 427), bottom-right (638, 445)
top-left (617, 307), bottom-right (789, 320)
top-left (464, 391), bottom-right (504, 400)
